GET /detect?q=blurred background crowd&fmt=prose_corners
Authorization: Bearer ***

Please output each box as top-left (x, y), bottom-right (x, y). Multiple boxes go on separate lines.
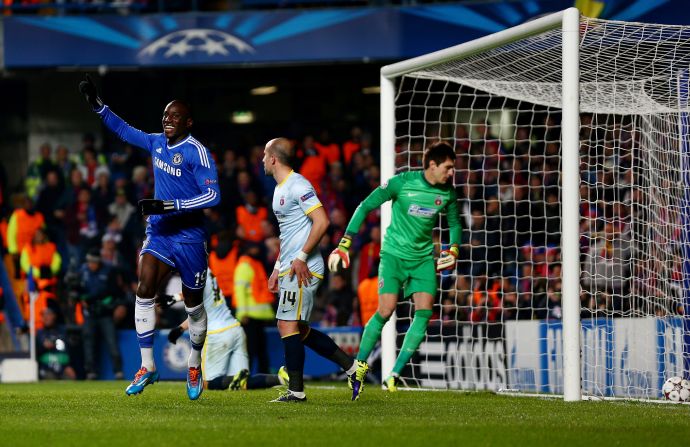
top-left (0, 106), bottom-right (674, 363)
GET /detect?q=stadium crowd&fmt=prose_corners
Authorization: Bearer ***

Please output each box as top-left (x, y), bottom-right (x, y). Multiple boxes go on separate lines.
top-left (0, 111), bottom-right (671, 378)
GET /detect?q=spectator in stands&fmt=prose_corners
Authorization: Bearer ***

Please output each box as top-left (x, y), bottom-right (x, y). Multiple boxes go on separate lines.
top-left (36, 307), bottom-right (76, 380)
top-left (236, 190), bottom-right (268, 243)
top-left (35, 169), bottom-right (67, 254)
top-left (208, 230), bottom-right (239, 302)
top-left (92, 167), bottom-right (114, 228)
top-left (324, 272), bottom-right (354, 327)
top-left (582, 220), bottom-right (631, 314)
top-left (315, 130), bottom-right (340, 166)
top-left (109, 144), bottom-right (146, 183)
top-left (7, 194), bottom-right (45, 278)
top-left (249, 145), bottom-right (277, 200)
top-left (130, 165), bottom-right (152, 203)
top-left (54, 145), bottom-right (76, 184)
top-left (20, 227), bottom-right (62, 329)
top-left (234, 241), bottom-right (274, 374)
top-left (77, 248), bottom-right (124, 380)
top-left (78, 147), bottom-right (105, 188)
top-left (356, 261), bottom-right (379, 327)
top-left (236, 170), bottom-right (254, 204)
top-left (62, 167), bottom-right (87, 209)
top-left (538, 282), bottom-right (562, 320)
top-left (299, 135), bottom-right (326, 196)
top-left (342, 126), bottom-right (362, 166)
top-left (356, 225), bottom-right (380, 285)
top-left (64, 187), bottom-right (98, 264)
top-left (25, 142), bottom-right (57, 200)
top-left (108, 188), bottom-right (135, 230)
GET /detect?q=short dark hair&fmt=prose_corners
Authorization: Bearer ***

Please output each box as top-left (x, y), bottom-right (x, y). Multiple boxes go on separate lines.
top-left (423, 141), bottom-right (455, 169)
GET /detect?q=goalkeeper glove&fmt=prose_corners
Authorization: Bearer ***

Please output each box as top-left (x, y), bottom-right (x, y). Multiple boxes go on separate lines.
top-left (138, 199), bottom-right (177, 216)
top-left (78, 74), bottom-right (104, 110)
top-left (328, 235), bottom-right (352, 272)
top-left (168, 326), bottom-right (184, 344)
top-left (436, 245), bottom-right (459, 272)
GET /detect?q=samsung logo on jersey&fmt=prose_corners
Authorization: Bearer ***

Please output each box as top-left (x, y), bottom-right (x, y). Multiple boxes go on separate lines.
top-left (154, 157), bottom-right (182, 177)
top-left (408, 204), bottom-right (435, 218)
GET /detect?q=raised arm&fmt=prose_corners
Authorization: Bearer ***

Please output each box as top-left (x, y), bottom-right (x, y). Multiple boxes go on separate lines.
top-left (328, 174), bottom-right (402, 272)
top-left (79, 74), bottom-right (155, 152)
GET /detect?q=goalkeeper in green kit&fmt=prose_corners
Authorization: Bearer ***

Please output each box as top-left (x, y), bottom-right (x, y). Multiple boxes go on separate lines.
top-left (328, 141), bottom-right (461, 400)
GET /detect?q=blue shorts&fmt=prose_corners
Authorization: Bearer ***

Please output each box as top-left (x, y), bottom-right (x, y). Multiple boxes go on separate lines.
top-left (141, 235), bottom-right (208, 290)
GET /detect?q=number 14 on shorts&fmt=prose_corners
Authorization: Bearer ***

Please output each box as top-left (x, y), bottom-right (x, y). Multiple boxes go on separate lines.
top-left (281, 290), bottom-right (297, 309)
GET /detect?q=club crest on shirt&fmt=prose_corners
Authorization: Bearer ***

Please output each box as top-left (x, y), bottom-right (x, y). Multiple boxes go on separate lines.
top-left (172, 153), bottom-right (183, 165)
top-left (435, 195), bottom-right (443, 206)
top-left (280, 196), bottom-right (285, 206)
top-left (300, 191), bottom-right (315, 202)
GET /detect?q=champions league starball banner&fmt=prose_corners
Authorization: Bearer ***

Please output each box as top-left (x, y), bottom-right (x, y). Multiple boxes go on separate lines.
top-left (2, 0), bottom-right (685, 68)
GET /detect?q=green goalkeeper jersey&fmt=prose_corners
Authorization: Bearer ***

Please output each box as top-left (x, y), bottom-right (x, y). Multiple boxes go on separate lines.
top-left (345, 171), bottom-right (461, 261)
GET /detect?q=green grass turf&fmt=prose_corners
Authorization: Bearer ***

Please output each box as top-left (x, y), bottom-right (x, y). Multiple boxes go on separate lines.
top-left (1, 381), bottom-right (690, 447)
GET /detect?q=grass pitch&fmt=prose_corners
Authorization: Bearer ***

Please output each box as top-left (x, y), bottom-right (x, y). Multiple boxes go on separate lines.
top-left (1, 381), bottom-right (690, 446)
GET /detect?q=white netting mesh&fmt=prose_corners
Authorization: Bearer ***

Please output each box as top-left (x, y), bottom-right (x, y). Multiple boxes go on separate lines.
top-left (390, 16), bottom-right (690, 399)
top-left (412, 18), bottom-right (690, 114)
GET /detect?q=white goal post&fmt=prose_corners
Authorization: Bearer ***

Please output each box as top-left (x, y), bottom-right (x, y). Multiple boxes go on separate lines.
top-left (379, 7), bottom-right (690, 401)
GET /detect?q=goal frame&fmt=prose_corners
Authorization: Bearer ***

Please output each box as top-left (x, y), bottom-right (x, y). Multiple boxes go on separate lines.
top-left (379, 7), bottom-right (582, 401)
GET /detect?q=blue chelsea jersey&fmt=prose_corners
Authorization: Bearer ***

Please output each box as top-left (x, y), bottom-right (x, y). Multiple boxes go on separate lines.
top-left (97, 105), bottom-right (220, 242)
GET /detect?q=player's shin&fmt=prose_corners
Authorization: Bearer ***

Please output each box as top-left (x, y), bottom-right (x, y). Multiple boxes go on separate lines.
top-left (356, 312), bottom-right (389, 362)
top-left (135, 296), bottom-right (156, 370)
top-left (302, 327), bottom-right (354, 371)
top-left (392, 309), bottom-right (432, 375)
top-left (185, 303), bottom-right (207, 368)
top-left (282, 333), bottom-right (305, 394)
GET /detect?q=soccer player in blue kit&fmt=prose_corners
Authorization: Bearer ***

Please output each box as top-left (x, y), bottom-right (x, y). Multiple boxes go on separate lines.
top-left (79, 75), bottom-right (220, 400)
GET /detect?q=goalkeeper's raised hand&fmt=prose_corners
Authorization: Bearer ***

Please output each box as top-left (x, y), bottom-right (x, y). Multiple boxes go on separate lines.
top-left (78, 74), bottom-right (104, 110)
top-left (328, 235), bottom-right (352, 272)
top-left (436, 245), bottom-right (459, 272)
top-left (138, 199), bottom-right (177, 216)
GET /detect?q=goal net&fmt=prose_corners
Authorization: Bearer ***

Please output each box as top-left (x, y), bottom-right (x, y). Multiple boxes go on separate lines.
top-left (379, 8), bottom-right (690, 399)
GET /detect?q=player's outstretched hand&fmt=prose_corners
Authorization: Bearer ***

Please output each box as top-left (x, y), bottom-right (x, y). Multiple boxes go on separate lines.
top-left (436, 245), bottom-right (460, 272)
top-left (328, 235), bottom-right (352, 272)
top-left (78, 74), bottom-right (104, 110)
top-left (168, 326), bottom-right (184, 344)
top-left (138, 199), bottom-right (177, 216)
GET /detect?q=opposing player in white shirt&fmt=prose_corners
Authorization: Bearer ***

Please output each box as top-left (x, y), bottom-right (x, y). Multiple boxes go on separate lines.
top-left (166, 269), bottom-right (287, 391)
top-left (263, 137), bottom-right (357, 402)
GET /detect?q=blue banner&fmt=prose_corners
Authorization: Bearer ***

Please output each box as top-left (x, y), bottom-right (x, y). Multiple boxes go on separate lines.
top-left (2, 0), bottom-right (687, 68)
top-left (97, 326), bottom-right (362, 380)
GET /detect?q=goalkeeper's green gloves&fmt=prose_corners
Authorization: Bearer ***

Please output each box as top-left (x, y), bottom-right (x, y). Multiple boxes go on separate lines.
top-left (436, 244), bottom-right (459, 272)
top-left (328, 235), bottom-right (352, 272)
top-left (138, 199), bottom-right (177, 216)
top-left (78, 74), bottom-right (104, 110)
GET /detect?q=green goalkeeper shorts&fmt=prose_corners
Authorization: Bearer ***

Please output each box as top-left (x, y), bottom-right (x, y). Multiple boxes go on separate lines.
top-left (378, 253), bottom-right (437, 298)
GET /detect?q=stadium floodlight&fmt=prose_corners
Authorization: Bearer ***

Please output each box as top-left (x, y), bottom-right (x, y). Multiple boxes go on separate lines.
top-left (379, 7), bottom-right (690, 401)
